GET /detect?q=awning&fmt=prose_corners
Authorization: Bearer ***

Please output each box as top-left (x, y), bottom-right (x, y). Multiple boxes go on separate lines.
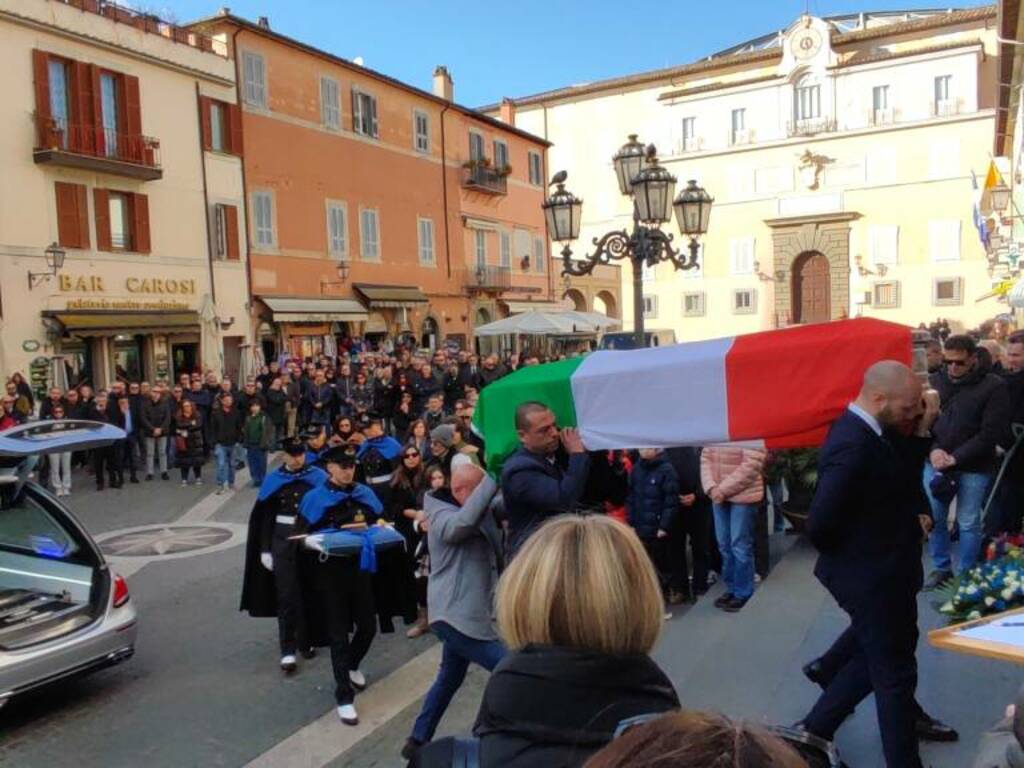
top-left (501, 300), bottom-right (573, 314)
top-left (46, 311), bottom-right (199, 336)
top-left (463, 216), bottom-right (499, 231)
top-left (260, 296), bottom-right (368, 323)
top-left (365, 312), bottom-right (388, 334)
top-left (354, 284), bottom-right (429, 309)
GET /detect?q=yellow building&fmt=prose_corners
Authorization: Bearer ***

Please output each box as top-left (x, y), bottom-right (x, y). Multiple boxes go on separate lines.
top-left (491, 7), bottom-right (1001, 340)
top-left (0, 0), bottom-right (249, 390)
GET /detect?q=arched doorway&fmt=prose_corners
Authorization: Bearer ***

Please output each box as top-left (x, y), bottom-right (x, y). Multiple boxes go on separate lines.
top-left (420, 316), bottom-right (439, 350)
top-left (791, 251), bottom-right (831, 324)
top-left (563, 288), bottom-right (587, 312)
top-left (594, 290), bottom-right (618, 319)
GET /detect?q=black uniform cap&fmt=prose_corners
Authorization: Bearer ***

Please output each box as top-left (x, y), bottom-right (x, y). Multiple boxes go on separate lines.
top-left (280, 437), bottom-right (306, 456)
top-left (322, 444), bottom-right (358, 467)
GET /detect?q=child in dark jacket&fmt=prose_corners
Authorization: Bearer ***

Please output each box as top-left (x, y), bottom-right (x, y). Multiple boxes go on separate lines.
top-left (627, 448), bottom-right (679, 604)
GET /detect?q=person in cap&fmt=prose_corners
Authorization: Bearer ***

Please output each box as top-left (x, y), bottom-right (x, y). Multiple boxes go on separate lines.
top-left (428, 424), bottom-right (457, 478)
top-left (295, 444), bottom-right (383, 726)
top-left (302, 424), bottom-right (330, 469)
top-left (356, 412), bottom-right (403, 506)
top-left (240, 437), bottom-right (327, 673)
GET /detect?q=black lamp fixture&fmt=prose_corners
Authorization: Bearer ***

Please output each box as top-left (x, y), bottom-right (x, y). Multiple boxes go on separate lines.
top-left (28, 242), bottom-right (66, 290)
top-left (542, 135), bottom-right (713, 347)
top-left (319, 260), bottom-right (351, 293)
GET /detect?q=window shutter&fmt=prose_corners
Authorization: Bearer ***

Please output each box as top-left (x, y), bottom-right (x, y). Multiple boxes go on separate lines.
top-left (32, 50), bottom-right (51, 129)
top-left (228, 103), bottom-right (243, 155)
top-left (55, 182), bottom-right (80, 248)
top-left (132, 193), bottom-right (150, 253)
top-left (224, 204), bottom-right (240, 260)
top-left (124, 74), bottom-right (142, 135)
top-left (199, 96), bottom-right (212, 150)
top-left (94, 188), bottom-right (111, 251)
top-left (71, 61), bottom-right (95, 153)
top-left (369, 96), bottom-right (378, 137)
top-left (352, 88), bottom-right (362, 132)
top-left (90, 65), bottom-right (105, 156)
top-left (75, 183), bottom-right (89, 248)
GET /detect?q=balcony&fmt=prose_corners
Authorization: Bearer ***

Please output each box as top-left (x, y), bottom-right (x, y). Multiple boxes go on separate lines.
top-left (465, 265), bottom-right (512, 292)
top-left (786, 118), bottom-right (838, 138)
top-left (34, 117), bottom-right (162, 181)
top-left (462, 164), bottom-right (508, 195)
top-left (933, 98), bottom-right (964, 118)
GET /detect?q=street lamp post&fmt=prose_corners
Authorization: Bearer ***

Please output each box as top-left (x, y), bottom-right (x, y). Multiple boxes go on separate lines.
top-left (542, 135), bottom-right (713, 348)
top-left (27, 242), bottom-right (66, 290)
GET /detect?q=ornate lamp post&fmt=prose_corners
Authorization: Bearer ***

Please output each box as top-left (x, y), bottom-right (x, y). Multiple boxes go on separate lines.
top-left (542, 135), bottom-right (713, 348)
top-left (28, 242), bottom-right (66, 289)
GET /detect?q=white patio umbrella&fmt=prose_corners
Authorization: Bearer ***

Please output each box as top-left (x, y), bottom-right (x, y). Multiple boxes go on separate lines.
top-left (557, 310), bottom-right (620, 330)
top-left (474, 310), bottom-right (584, 337)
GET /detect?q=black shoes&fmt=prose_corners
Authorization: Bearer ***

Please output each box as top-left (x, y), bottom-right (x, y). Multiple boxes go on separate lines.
top-left (667, 589), bottom-right (692, 605)
top-left (161, 471), bottom-right (170, 480)
top-left (300, 647), bottom-right (317, 660)
top-left (916, 713), bottom-right (959, 742)
top-left (401, 737), bottom-right (423, 761)
top-left (720, 596), bottom-right (748, 613)
top-left (714, 593), bottom-right (735, 609)
top-left (923, 570), bottom-right (955, 591)
top-left (802, 659), bottom-right (829, 689)
top-left (130, 475), bottom-right (139, 484)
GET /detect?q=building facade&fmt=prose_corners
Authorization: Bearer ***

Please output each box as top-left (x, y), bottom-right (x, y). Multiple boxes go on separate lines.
top-left (492, 7), bottom-right (1000, 340)
top-left (0, 0), bottom-right (250, 390)
top-left (191, 12), bottom-right (620, 361)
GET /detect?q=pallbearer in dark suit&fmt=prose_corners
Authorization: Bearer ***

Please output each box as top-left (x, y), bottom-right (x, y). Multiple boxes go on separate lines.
top-left (799, 361), bottom-right (956, 768)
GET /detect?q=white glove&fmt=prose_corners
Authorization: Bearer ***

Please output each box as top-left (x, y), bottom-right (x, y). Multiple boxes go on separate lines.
top-left (260, 552), bottom-right (273, 571)
top-left (303, 534), bottom-right (326, 554)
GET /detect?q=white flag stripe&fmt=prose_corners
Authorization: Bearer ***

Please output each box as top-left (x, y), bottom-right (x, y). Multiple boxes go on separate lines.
top-left (570, 336), bottom-right (735, 449)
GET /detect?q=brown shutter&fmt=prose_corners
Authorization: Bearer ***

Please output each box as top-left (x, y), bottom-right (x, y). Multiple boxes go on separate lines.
top-left (55, 182), bottom-right (79, 248)
top-left (199, 96), bottom-right (212, 151)
top-left (90, 65), bottom-right (105, 156)
top-left (122, 74), bottom-right (141, 162)
top-left (224, 205), bottom-right (240, 260)
top-left (94, 188), bottom-right (111, 251)
top-left (32, 50), bottom-right (51, 147)
top-left (132, 193), bottom-right (150, 253)
top-left (228, 103), bottom-right (243, 156)
top-left (71, 60), bottom-right (95, 153)
top-left (75, 184), bottom-right (90, 248)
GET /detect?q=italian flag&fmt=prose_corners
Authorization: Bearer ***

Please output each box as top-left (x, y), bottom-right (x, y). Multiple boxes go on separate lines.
top-left (474, 318), bottom-right (913, 469)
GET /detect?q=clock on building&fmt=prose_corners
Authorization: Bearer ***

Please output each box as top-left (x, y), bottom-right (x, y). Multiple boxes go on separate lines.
top-left (792, 27), bottom-right (823, 60)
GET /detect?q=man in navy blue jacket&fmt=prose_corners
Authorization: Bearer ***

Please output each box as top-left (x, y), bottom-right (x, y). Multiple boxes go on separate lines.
top-left (799, 361), bottom-right (955, 768)
top-left (501, 402), bottom-right (590, 556)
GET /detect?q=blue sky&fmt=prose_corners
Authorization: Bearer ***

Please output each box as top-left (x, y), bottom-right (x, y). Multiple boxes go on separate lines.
top-left (165, 0), bottom-right (992, 107)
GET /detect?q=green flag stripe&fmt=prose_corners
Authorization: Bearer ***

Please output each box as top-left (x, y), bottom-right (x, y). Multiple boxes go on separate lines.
top-left (473, 357), bottom-right (586, 474)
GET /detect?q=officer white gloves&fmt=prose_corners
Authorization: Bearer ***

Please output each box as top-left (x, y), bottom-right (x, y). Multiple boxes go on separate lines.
top-left (303, 534), bottom-right (326, 554)
top-left (260, 552), bottom-right (273, 571)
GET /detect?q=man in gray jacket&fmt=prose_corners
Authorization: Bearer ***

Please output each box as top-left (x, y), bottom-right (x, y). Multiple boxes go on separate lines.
top-left (402, 460), bottom-right (505, 760)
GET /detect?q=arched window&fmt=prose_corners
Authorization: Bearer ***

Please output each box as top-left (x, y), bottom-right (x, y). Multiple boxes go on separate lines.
top-left (794, 73), bottom-right (821, 122)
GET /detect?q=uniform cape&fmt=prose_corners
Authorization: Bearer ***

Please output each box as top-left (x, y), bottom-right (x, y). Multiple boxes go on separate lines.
top-left (357, 435), bottom-right (403, 461)
top-left (298, 482), bottom-right (386, 571)
top-left (257, 465), bottom-right (327, 501)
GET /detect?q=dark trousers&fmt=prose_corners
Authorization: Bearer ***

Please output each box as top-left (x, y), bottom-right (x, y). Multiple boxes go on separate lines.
top-left (985, 473), bottom-right (1024, 537)
top-left (641, 537), bottom-right (670, 597)
top-left (803, 585), bottom-right (922, 768)
top-left (755, 503), bottom-right (770, 579)
top-left (119, 435), bottom-right (138, 479)
top-left (271, 533), bottom-right (307, 656)
top-left (668, 502), bottom-right (713, 594)
top-left (313, 558), bottom-right (376, 705)
top-left (93, 445), bottom-right (122, 487)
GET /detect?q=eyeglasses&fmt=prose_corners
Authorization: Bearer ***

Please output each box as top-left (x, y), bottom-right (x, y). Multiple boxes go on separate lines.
top-left (943, 358), bottom-right (970, 368)
top-left (403, 452), bottom-right (420, 459)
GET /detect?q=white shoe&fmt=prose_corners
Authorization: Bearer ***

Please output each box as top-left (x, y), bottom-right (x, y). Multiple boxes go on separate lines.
top-left (181, 480), bottom-right (188, 486)
top-left (215, 486), bottom-right (225, 495)
top-left (337, 703), bottom-right (358, 725)
top-left (348, 669), bottom-right (366, 690)
top-left (280, 654), bottom-right (297, 672)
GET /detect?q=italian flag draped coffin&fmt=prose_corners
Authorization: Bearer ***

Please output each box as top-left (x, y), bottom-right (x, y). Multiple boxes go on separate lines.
top-left (474, 318), bottom-right (913, 469)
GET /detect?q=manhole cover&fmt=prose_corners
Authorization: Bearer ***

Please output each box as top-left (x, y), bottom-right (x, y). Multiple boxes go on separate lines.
top-left (100, 525), bottom-right (234, 557)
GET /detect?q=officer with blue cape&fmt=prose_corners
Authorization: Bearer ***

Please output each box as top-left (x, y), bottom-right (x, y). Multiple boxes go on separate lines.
top-left (301, 423), bottom-right (330, 468)
top-left (355, 412), bottom-right (402, 507)
top-left (240, 437), bottom-right (327, 674)
top-left (293, 443), bottom-right (381, 727)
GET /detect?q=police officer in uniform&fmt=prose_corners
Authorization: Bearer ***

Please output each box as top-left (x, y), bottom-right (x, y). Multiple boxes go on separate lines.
top-left (296, 444), bottom-right (383, 726)
top-left (355, 412), bottom-right (402, 506)
top-left (240, 437), bottom-right (327, 673)
top-left (302, 424), bottom-right (330, 469)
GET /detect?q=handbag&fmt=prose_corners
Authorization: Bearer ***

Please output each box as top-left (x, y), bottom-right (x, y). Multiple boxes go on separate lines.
top-left (175, 434), bottom-right (188, 453)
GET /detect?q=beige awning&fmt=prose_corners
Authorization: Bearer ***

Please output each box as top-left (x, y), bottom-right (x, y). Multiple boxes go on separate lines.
top-left (47, 311), bottom-right (199, 336)
top-left (354, 284), bottom-right (428, 308)
top-left (501, 300), bottom-right (572, 314)
top-left (365, 312), bottom-right (388, 334)
top-left (260, 296), bottom-right (368, 323)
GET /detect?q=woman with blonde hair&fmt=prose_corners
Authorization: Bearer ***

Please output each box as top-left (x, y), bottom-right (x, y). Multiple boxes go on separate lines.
top-left (412, 514), bottom-right (679, 768)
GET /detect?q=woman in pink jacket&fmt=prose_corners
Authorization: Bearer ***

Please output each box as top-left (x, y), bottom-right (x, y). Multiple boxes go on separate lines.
top-left (700, 446), bottom-right (766, 612)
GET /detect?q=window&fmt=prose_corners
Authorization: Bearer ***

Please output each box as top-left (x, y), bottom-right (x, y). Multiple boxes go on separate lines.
top-left (48, 58), bottom-right (70, 147)
top-left (200, 97), bottom-right (241, 155)
top-left (212, 203), bottom-right (240, 261)
top-left (928, 220), bottom-right (961, 262)
top-left (683, 292), bottom-right (705, 317)
top-left (534, 237), bottom-right (545, 273)
top-left (474, 230), bottom-right (487, 268)
top-left (731, 108), bottom-right (747, 145)
top-left (242, 51), bottom-right (266, 108)
top-left (360, 208), bottom-right (380, 259)
top-left (868, 225), bottom-right (899, 266)
top-left (729, 237), bottom-right (755, 275)
top-left (872, 85), bottom-right (891, 124)
top-left (320, 76), bottom-right (340, 130)
top-left (642, 295), bottom-right (658, 319)
top-left (54, 182), bottom-right (89, 249)
top-left (934, 75), bottom-right (952, 114)
top-left (252, 190), bottom-right (275, 249)
top-left (642, 261), bottom-right (656, 282)
top-left (210, 101), bottom-right (226, 151)
top-left (326, 201), bottom-right (347, 257)
top-left (100, 72), bottom-right (119, 158)
top-left (794, 75), bottom-right (821, 122)
top-left (417, 217), bottom-right (435, 265)
top-left (528, 151), bottom-right (543, 185)
top-left (413, 110), bottom-right (430, 153)
top-left (732, 289), bottom-right (756, 314)
top-left (494, 140), bottom-right (509, 171)
top-left (94, 189), bottom-right (148, 253)
top-left (681, 117), bottom-right (696, 152)
top-left (469, 132), bottom-right (485, 162)
top-left (934, 277), bottom-right (963, 306)
top-left (872, 281), bottom-right (900, 309)
top-left (499, 231), bottom-right (511, 267)
top-left (108, 192), bottom-right (130, 249)
top-left (352, 89), bottom-right (378, 137)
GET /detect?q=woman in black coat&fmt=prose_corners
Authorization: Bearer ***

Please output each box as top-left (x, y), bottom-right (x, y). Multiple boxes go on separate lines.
top-left (411, 515), bottom-right (679, 768)
top-left (388, 446), bottom-right (428, 634)
top-left (173, 400), bottom-right (205, 485)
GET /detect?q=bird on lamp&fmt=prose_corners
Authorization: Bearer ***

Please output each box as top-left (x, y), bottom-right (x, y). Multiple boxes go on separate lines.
top-left (549, 170), bottom-right (567, 186)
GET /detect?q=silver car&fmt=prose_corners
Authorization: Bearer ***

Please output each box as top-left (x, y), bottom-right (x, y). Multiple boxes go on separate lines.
top-left (0, 420), bottom-right (137, 707)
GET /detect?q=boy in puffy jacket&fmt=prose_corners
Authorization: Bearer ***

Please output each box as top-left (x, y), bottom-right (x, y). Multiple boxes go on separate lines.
top-left (627, 448), bottom-right (679, 602)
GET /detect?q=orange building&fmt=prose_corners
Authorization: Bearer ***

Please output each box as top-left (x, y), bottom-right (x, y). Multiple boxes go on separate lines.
top-left (189, 12), bottom-right (607, 359)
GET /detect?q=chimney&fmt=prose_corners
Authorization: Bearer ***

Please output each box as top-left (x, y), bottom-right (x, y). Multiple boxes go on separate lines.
top-left (257, 16), bottom-right (270, 28)
top-left (499, 98), bottom-right (516, 125)
top-left (433, 65), bottom-right (454, 102)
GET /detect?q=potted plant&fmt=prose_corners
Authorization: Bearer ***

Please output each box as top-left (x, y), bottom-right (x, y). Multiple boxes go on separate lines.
top-left (765, 448), bottom-right (819, 533)
top-left (497, 164), bottom-right (513, 177)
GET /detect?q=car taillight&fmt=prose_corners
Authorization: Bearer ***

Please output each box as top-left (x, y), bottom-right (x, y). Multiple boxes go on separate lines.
top-left (112, 574), bottom-right (130, 608)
